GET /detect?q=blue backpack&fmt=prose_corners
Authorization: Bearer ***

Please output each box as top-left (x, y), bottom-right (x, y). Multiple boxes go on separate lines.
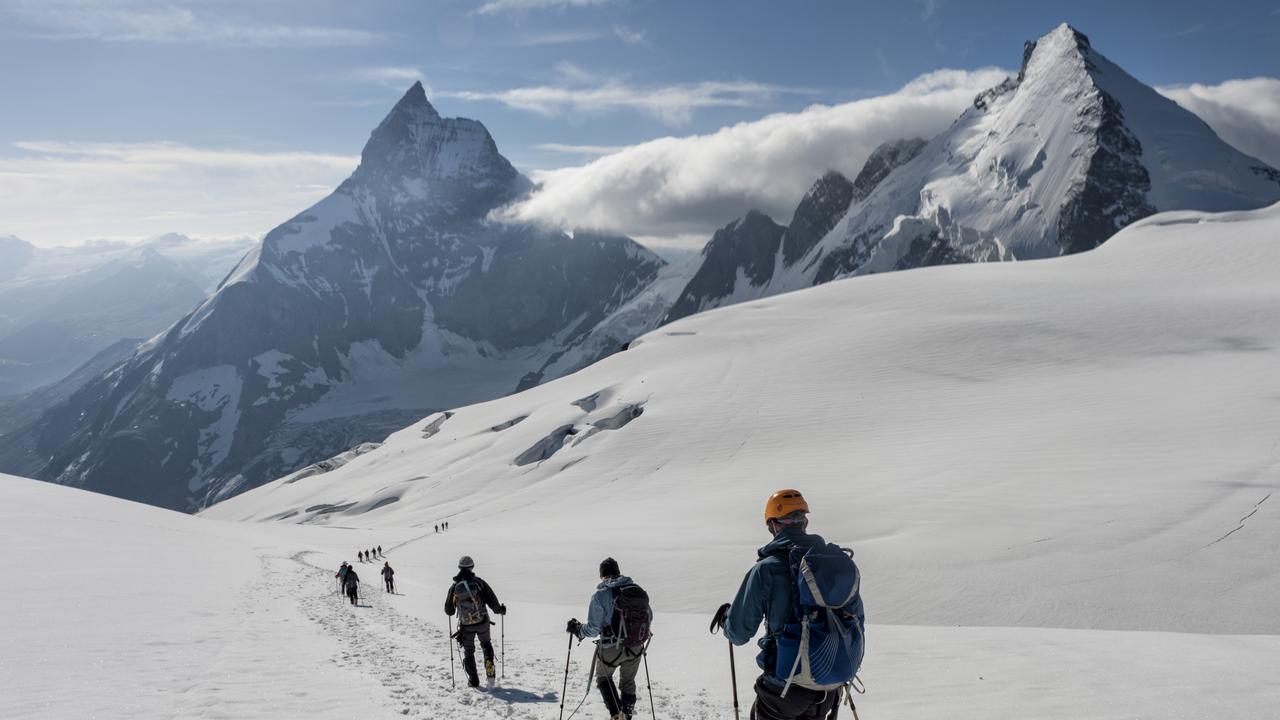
top-left (773, 543), bottom-right (865, 695)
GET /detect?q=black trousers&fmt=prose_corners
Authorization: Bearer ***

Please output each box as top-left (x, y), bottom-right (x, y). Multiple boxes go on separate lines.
top-left (750, 676), bottom-right (840, 720)
top-left (384, 578), bottom-right (394, 592)
top-left (456, 623), bottom-right (495, 684)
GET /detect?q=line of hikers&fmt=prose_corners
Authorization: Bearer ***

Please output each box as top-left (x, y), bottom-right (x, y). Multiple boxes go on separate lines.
top-left (356, 546), bottom-right (384, 563)
top-left (434, 521), bottom-right (450, 533)
top-left (335, 557), bottom-right (397, 603)
top-left (336, 489), bottom-right (865, 720)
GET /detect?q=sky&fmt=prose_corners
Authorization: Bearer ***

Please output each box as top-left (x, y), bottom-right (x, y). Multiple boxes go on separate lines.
top-left (0, 0), bottom-right (1277, 249)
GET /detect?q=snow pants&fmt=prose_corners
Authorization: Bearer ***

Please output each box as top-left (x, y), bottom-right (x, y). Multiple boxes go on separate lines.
top-left (456, 623), bottom-right (495, 686)
top-left (384, 577), bottom-right (394, 592)
top-left (749, 676), bottom-right (840, 720)
top-left (596, 644), bottom-right (643, 718)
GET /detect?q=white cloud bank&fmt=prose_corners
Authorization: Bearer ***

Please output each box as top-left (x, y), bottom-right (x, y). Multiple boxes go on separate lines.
top-left (474, 0), bottom-right (614, 16)
top-left (441, 80), bottom-right (816, 127)
top-left (496, 67), bottom-right (1012, 241)
top-left (5, 0), bottom-right (381, 47)
top-left (0, 142), bottom-right (356, 246)
top-left (1158, 78), bottom-right (1280, 169)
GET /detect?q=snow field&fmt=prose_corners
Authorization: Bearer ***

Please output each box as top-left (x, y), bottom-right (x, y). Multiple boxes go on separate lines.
top-left (8, 203), bottom-right (1280, 718)
top-left (7, 475), bottom-right (1280, 718)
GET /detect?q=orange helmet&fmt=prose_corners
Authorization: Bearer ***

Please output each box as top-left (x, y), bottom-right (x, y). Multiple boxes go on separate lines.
top-left (764, 489), bottom-right (809, 522)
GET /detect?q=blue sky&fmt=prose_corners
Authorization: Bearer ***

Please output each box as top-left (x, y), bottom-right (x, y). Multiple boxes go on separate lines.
top-left (1, 0), bottom-right (1277, 247)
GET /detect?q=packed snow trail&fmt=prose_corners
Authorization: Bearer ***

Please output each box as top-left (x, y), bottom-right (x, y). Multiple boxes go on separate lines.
top-left (283, 550), bottom-right (716, 720)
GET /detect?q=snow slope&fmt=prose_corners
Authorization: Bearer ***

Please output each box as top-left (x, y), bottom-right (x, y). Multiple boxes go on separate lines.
top-left (7, 470), bottom-right (1280, 719)
top-left (10, 198), bottom-right (1280, 714)
top-left (209, 202), bottom-right (1280, 639)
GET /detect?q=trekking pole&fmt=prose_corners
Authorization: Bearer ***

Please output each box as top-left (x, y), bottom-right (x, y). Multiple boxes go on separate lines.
top-left (727, 641), bottom-right (740, 720)
top-left (710, 606), bottom-right (740, 720)
top-left (642, 639), bottom-right (657, 719)
top-left (558, 633), bottom-right (575, 720)
top-left (448, 616), bottom-right (456, 689)
top-left (500, 613), bottom-right (506, 679)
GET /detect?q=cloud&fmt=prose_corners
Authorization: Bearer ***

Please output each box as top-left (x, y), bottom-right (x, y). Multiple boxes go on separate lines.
top-left (534, 143), bottom-right (628, 155)
top-left (514, 29), bottom-right (608, 46)
top-left (613, 24), bottom-right (648, 46)
top-left (473, 0), bottom-right (614, 15)
top-left (1173, 22), bottom-right (1206, 37)
top-left (1158, 77), bottom-right (1280, 168)
top-left (350, 67), bottom-right (428, 90)
top-left (441, 80), bottom-right (817, 126)
top-left (494, 67), bottom-right (1012, 240)
top-left (0, 141), bottom-right (357, 246)
top-left (5, 0), bottom-right (381, 47)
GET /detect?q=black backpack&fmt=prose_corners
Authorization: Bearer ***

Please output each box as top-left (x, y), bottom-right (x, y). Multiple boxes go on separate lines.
top-left (608, 584), bottom-right (652, 647)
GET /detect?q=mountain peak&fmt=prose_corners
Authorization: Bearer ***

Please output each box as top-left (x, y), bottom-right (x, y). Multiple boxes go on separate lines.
top-left (1020, 23), bottom-right (1094, 81)
top-left (395, 80), bottom-right (439, 118)
top-left (346, 80), bottom-right (526, 213)
top-left (357, 82), bottom-right (447, 170)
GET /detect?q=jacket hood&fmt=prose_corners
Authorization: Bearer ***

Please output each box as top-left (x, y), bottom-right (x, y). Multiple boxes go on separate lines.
top-left (596, 574), bottom-right (635, 591)
top-left (453, 568), bottom-right (478, 583)
top-left (757, 528), bottom-right (826, 560)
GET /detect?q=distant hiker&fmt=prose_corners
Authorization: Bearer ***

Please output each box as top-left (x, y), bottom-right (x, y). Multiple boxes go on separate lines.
top-left (343, 565), bottom-right (361, 606)
top-left (566, 557), bottom-right (652, 720)
top-left (710, 489), bottom-right (865, 720)
top-left (435, 524), bottom-right (439, 533)
top-left (335, 561), bottom-right (350, 594)
top-left (444, 555), bottom-right (506, 688)
top-left (377, 545), bottom-right (383, 557)
top-left (382, 561), bottom-right (395, 593)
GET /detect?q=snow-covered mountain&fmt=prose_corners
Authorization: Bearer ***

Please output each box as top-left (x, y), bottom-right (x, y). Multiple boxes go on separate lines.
top-left (776, 24), bottom-right (1280, 287)
top-left (0, 234), bottom-right (253, 396)
top-left (664, 138), bottom-right (928, 323)
top-left (7, 82), bottom-right (662, 511)
top-left (13, 25), bottom-right (1280, 514)
top-left (663, 25), bottom-right (1280, 319)
top-left (207, 200), bottom-right (1280, 635)
top-left (9, 205), bottom-right (1280, 720)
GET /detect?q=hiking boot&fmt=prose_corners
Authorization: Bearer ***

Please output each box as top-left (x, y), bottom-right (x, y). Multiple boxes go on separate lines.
top-left (484, 659), bottom-right (496, 679)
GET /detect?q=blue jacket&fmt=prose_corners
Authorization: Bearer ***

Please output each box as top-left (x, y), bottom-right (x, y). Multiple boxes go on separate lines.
top-left (575, 575), bottom-right (652, 646)
top-left (724, 529), bottom-right (863, 683)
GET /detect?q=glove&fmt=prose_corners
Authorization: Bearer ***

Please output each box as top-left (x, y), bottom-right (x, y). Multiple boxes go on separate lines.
top-left (497, 604), bottom-right (507, 615)
top-left (566, 618), bottom-right (582, 635)
top-left (709, 603), bottom-right (731, 634)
